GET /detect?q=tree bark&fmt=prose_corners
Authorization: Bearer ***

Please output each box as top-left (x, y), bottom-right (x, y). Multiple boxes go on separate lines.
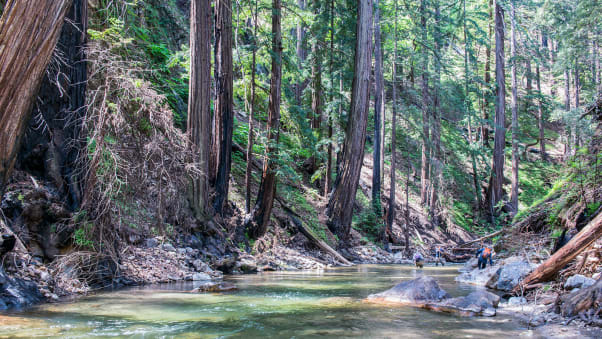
top-left (563, 68), bottom-right (571, 158)
top-left (295, 0), bottom-right (307, 106)
top-left (430, 0), bottom-right (442, 225)
top-left (486, 0), bottom-right (506, 216)
top-left (482, 0), bottom-right (493, 147)
top-left (536, 64), bottom-right (547, 161)
top-left (386, 0), bottom-right (399, 245)
top-left (510, 0), bottom-right (519, 214)
top-left (324, 0), bottom-right (335, 197)
top-left (327, 0), bottom-right (373, 242)
top-left (0, 0), bottom-right (73, 196)
top-left (245, 0), bottom-right (258, 213)
top-left (513, 211), bottom-right (602, 293)
top-left (212, 0), bottom-right (234, 214)
top-left (420, 0), bottom-right (430, 206)
top-left (245, 0), bottom-right (282, 239)
top-left (372, 0), bottom-right (384, 219)
top-left (188, 0), bottom-right (212, 219)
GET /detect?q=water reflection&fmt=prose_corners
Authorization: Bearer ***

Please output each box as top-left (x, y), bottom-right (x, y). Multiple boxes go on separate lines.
top-left (0, 264), bottom-right (532, 338)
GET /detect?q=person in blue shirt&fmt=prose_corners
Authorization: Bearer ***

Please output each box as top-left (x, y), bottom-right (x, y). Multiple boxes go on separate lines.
top-left (413, 252), bottom-right (424, 268)
top-left (476, 244), bottom-right (494, 270)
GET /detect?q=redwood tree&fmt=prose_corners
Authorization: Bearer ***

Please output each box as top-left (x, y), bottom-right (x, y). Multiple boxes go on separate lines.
top-left (326, 0), bottom-right (373, 242)
top-left (420, 0), bottom-right (430, 206)
top-left (188, 0), bottom-right (211, 218)
top-left (372, 0), bottom-right (384, 219)
top-left (245, 0), bottom-right (282, 239)
top-left (510, 0), bottom-right (519, 214)
top-left (245, 0), bottom-right (259, 213)
top-left (212, 0), bottom-right (234, 214)
top-left (386, 0), bottom-right (399, 244)
top-left (0, 0), bottom-right (73, 195)
top-left (486, 0), bottom-right (506, 215)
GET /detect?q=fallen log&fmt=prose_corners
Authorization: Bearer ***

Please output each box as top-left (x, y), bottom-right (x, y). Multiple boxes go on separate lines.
top-left (458, 230), bottom-right (503, 247)
top-left (275, 198), bottom-right (353, 266)
top-left (512, 211), bottom-right (602, 294)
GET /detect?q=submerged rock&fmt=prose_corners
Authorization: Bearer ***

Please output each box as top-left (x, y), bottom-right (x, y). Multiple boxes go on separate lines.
top-left (367, 276), bottom-right (450, 304)
top-left (191, 281), bottom-right (237, 293)
top-left (192, 272), bottom-right (211, 281)
top-left (430, 290), bottom-right (501, 317)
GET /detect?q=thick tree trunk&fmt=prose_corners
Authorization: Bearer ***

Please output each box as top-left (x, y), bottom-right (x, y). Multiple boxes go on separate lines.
top-left (0, 0), bottom-right (73, 196)
top-left (245, 0), bottom-right (258, 213)
top-left (311, 41), bottom-right (322, 133)
top-left (564, 68), bottom-right (571, 158)
top-left (212, 0), bottom-right (234, 214)
top-left (510, 1), bottom-right (519, 214)
top-left (188, 0), bottom-right (212, 219)
top-left (327, 0), bottom-right (373, 242)
top-left (536, 64), bottom-right (547, 161)
top-left (595, 39), bottom-right (600, 96)
top-left (482, 0), bottom-right (493, 147)
top-left (548, 38), bottom-right (556, 97)
top-left (295, 0), bottom-right (307, 106)
top-left (420, 0), bottom-right (430, 206)
top-left (386, 0), bottom-right (399, 245)
top-left (513, 212), bottom-right (602, 293)
top-left (18, 0), bottom-right (87, 211)
top-left (372, 0), bottom-right (384, 219)
top-left (404, 153), bottom-right (411, 255)
top-left (324, 0), bottom-right (335, 197)
top-left (574, 65), bottom-right (580, 150)
top-left (486, 0), bottom-right (506, 216)
top-left (246, 0), bottom-right (282, 239)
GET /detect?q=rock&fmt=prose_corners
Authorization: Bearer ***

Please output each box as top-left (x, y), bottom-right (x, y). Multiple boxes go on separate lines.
top-left (529, 314), bottom-right (546, 327)
top-left (459, 258), bottom-right (479, 272)
top-left (176, 248), bottom-right (187, 255)
top-left (38, 271), bottom-right (51, 282)
top-left (455, 264), bottom-right (499, 286)
top-left (192, 259), bottom-right (211, 273)
top-left (145, 238), bottom-right (159, 248)
top-left (367, 276), bottom-right (450, 304)
top-left (162, 243), bottom-right (176, 252)
top-left (508, 296), bottom-right (527, 306)
top-left (486, 258), bottom-right (536, 291)
top-left (192, 281), bottom-right (237, 293)
top-left (192, 272), bottom-right (212, 281)
top-left (236, 258), bottom-right (258, 274)
top-left (556, 279), bottom-right (602, 317)
top-left (430, 290), bottom-right (501, 317)
top-left (564, 274), bottom-right (596, 290)
top-left (0, 267), bottom-right (43, 310)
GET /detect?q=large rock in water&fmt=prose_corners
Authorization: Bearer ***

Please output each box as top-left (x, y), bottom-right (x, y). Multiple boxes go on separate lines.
top-left (367, 276), bottom-right (450, 304)
top-left (367, 277), bottom-right (500, 317)
top-left (429, 290), bottom-right (501, 317)
top-left (555, 278), bottom-right (602, 318)
top-left (0, 267), bottom-right (43, 310)
top-left (456, 256), bottom-right (535, 292)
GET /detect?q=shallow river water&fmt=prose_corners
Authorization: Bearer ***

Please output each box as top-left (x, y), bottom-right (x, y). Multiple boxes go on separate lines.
top-left (0, 264), bottom-right (536, 338)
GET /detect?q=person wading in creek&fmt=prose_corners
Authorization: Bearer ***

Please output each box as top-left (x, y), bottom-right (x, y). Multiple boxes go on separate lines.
top-left (476, 244), bottom-right (494, 270)
top-left (434, 246), bottom-right (445, 266)
top-left (413, 251), bottom-right (424, 268)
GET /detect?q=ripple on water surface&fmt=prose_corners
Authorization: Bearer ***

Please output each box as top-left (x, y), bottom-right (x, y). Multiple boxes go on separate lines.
top-left (0, 264), bottom-right (533, 338)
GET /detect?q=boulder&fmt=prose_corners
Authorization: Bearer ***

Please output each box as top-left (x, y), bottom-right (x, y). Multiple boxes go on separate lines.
top-left (162, 243), bottom-right (176, 252)
top-left (0, 267), bottom-right (43, 310)
top-left (486, 258), bottom-right (536, 291)
top-left (564, 274), bottom-right (596, 290)
top-left (429, 290), bottom-right (501, 317)
top-left (145, 238), bottom-right (159, 248)
top-left (507, 296), bottom-right (527, 306)
top-left (192, 272), bottom-right (211, 281)
top-left (236, 257), bottom-right (258, 274)
top-left (459, 257), bottom-right (478, 272)
top-left (192, 259), bottom-right (211, 273)
top-left (367, 276), bottom-right (450, 304)
top-left (555, 279), bottom-right (602, 318)
top-left (455, 264), bottom-right (498, 286)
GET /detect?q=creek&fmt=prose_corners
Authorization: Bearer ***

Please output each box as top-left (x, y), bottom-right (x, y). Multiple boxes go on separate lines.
top-left (0, 264), bottom-right (533, 338)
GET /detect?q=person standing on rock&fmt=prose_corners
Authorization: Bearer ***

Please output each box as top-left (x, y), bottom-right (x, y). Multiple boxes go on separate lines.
top-left (413, 252), bottom-right (424, 268)
top-left (476, 245), bottom-right (493, 269)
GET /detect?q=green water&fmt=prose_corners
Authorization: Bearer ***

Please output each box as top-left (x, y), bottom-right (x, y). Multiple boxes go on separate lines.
top-left (0, 265), bottom-right (532, 338)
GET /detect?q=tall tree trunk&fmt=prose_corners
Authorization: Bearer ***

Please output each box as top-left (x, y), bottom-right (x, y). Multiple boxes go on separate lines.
top-left (482, 0), bottom-right (493, 147)
top-left (0, 0), bottom-right (73, 196)
top-left (420, 0), bottom-right (430, 206)
top-left (386, 0), bottom-right (399, 245)
top-left (188, 0), bottom-right (212, 218)
top-left (430, 0), bottom-right (442, 225)
top-left (548, 38), bottom-right (556, 97)
top-left (212, 0), bottom-right (234, 214)
top-left (563, 68), bottom-right (571, 158)
top-left (310, 36), bottom-right (322, 176)
top-left (245, 0), bottom-right (259, 213)
top-left (245, 0), bottom-right (282, 239)
top-left (324, 0), bottom-right (335, 197)
top-left (486, 0), bottom-right (506, 216)
top-left (327, 0), bottom-right (373, 242)
top-left (510, 0), bottom-right (519, 214)
top-left (464, 0), bottom-right (482, 212)
top-left (404, 152), bottom-right (411, 255)
top-left (595, 39), bottom-right (600, 96)
top-left (536, 64), bottom-right (547, 161)
top-left (372, 0), bottom-right (384, 219)
top-left (19, 0), bottom-right (87, 211)
top-left (574, 64), bottom-right (580, 150)
top-left (295, 0), bottom-right (307, 106)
